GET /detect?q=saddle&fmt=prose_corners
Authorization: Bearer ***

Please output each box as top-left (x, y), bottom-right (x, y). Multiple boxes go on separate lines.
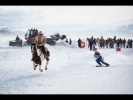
top-left (37, 46), bottom-right (50, 61)
top-left (31, 51), bottom-right (50, 62)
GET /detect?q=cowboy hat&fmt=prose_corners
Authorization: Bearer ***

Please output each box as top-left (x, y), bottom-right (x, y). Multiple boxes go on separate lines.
top-left (38, 31), bottom-right (44, 36)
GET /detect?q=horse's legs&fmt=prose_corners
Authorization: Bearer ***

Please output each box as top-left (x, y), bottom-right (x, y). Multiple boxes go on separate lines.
top-left (45, 61), bottom-right (48, 70)
top-left (39, 64), bottom-right (43, 72)
top-left (33, 62), bottom-right (37, 70)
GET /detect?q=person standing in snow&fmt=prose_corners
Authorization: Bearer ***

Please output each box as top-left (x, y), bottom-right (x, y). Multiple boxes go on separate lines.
top-left (89, 38), bottom-right (93, 50)
top-left (94, 49), bottom-right (110, 67)
top-left (69, 38), bottom-right (72, 45)
top-left (78, 38), bottom-right (82, 48)
top-left (66, 38), bottom-right (68, 43)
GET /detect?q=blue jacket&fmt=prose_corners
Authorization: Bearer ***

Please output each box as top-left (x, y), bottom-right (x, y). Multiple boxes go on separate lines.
top-left (94, 51), bottom-right (101, 58)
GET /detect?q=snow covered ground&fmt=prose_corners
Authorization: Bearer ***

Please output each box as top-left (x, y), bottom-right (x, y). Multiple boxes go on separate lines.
top-left (1, 6), bottom-right (133, 94)
top-left (0, 39), bottom-right (133, 94)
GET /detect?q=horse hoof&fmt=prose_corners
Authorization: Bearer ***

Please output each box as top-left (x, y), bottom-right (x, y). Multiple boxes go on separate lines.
top-left (34, 68), bottom-right (36, 70)
top-left (45, 67), bottom-right (47, 70)
top-left (40, 69), bottom-right (43, 72)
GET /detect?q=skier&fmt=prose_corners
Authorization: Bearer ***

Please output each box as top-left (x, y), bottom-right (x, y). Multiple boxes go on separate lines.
top-left (94, 49), bottom-right (110, 67)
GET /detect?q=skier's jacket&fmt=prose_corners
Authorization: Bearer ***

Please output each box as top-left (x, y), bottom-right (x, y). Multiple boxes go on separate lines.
top-left (94, 51), bottom-right (101, 58)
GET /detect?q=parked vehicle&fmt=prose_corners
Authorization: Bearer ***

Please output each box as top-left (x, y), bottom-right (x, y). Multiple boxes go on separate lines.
top-left (9, 28), bottom-right (67, 47)
top-left (9, 39), bottom-right (23, 47)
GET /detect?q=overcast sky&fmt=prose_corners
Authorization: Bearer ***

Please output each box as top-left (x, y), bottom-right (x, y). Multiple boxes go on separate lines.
top-left (0, 6), bottom-right (133, 33)
top-left (1, 6), bottom-right (133, 22)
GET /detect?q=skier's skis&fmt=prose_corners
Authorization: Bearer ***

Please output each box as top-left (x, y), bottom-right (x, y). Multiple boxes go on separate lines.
top-left (96, 65), bottom-right (110, 67)
top-left (96, 65), bottom-right (102, 67)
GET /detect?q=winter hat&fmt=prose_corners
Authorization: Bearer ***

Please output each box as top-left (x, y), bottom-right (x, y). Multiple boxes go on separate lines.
top-left (94, 49), bottom-right (97, 52)
top-left (38, 31), bottom-right (43, 36)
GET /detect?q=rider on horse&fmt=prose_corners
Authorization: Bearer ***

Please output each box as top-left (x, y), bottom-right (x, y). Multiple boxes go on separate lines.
top-left (31, 31), bottom-right (50, 61)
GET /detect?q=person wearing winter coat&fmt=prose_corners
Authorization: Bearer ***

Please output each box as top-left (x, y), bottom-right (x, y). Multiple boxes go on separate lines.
top-left (78, 38), bottom-right (82, 48)
top-left (89, 38), bottom-right (93, 50)
top-left (94, 49), bottom-right (110, 67)
top-left (32, 31), bottom-right (50, 61)
top-left (69, 38), bottom-right (72, 45)
top-left (35, 31), bottom-right (46, 53)
top-left (15, 35), bottom-right (20, 42)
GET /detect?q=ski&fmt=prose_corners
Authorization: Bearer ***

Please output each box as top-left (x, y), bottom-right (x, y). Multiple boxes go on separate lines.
top-left (96, 65), bottom-right (110, 67)
top-left (96, 65), bottom-right (103, 67)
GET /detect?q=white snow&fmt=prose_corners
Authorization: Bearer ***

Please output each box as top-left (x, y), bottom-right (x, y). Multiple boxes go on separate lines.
top-left (0, 6), bottom-right (133, 94)
top-left (0, 37), bottom-right (133, 94)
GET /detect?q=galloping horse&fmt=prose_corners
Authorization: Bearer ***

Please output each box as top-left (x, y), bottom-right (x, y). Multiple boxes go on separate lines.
top-left (31, 43), bottom-right (49, 72)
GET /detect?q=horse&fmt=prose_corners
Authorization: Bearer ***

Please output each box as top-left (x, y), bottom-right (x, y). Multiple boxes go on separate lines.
top-left (31, 43), bottom-right (49, 72)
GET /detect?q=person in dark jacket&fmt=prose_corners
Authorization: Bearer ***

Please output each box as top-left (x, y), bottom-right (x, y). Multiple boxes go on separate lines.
top-left (89, 38), bottom-right (93, 50)
top-left (15, 35), bottom-right (20, 42)
top-left (94, 49), bottom-right (110, 67)
top-left (69, 38), bottom-right (72, 45)
top-left (78, 38), bottom-right (82, 48)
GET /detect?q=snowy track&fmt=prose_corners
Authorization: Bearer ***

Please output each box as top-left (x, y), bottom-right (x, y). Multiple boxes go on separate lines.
top-left (0, 43), bottom-right (133, 94)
